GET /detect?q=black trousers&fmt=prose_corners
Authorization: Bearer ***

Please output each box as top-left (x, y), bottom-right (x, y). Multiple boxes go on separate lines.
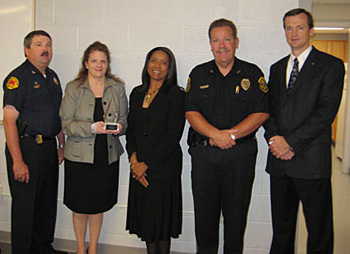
top-left (269, 175), bottom-right (333, 254)
top-left (6, 137), bottom-right (59, 254)
top-left (190, 139), bottom-right (257, 254)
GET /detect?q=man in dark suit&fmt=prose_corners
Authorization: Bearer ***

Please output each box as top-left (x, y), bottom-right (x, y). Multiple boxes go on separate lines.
top-left (264, 8), bottom-right (345, 254)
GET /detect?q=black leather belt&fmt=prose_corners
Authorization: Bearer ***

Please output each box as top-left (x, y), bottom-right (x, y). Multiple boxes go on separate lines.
top-left (21, 133), bottom-right (55, 139)
top-left (20, 133), bottom-right (55, 144)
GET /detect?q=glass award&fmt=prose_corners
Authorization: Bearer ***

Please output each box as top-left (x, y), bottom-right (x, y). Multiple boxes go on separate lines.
top-left (103, 100), bottom-right (119, 131)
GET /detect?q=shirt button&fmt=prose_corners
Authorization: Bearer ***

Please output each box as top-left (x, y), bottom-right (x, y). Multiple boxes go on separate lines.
top-left (142, 132), bottom-right (147, 136)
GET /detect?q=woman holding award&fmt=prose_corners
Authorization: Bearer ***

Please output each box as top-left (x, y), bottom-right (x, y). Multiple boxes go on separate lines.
top-left (60, 41), bottom-right (127, 254)
top-left (126, 47), bottom-right (185, 254)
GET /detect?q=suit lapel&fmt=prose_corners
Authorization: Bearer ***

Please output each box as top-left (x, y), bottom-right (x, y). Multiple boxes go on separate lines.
top-left (287, 48), bottom-right (318, 96)
top-left (277, 57), bottom-right (289, 103)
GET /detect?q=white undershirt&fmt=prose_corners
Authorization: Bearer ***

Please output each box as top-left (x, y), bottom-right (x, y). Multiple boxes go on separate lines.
top-left (285, 45), bottom-right (313, 88)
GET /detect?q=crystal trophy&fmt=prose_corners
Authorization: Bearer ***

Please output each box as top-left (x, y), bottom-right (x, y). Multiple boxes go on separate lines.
top-left (103, 100), bottom-right (119, 131)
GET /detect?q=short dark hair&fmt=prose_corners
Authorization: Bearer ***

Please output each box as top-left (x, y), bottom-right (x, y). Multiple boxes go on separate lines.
top-left (141, 47), bottom-right (178, 93)
top-left (283, 8), bottom-right (314, 29)
top-left (23, 30), bottom-right (52, 48)
top-left (208, 18), bottom-right (237, 39)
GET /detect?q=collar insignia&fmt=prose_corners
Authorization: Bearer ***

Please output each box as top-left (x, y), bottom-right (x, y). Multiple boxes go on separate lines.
top-left (53, 77), bottom-right (59, 85)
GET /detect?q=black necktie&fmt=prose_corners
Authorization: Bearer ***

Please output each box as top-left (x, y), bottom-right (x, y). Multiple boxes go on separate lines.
top-left (288, 58), bottom-right (299, 90)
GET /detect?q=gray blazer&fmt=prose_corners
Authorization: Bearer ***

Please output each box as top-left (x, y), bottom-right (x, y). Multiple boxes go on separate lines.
top-left (60, 78), bottom-right (128, 164)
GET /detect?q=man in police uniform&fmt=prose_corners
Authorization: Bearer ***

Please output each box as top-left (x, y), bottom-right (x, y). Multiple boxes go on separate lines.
top-left (3, 30), bottom-right (66, 254)
top-left (185, 19), bottom-right (269, 254)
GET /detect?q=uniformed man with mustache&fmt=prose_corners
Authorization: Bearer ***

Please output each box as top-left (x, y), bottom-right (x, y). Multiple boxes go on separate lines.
top-left (3, 30), bottom-right (67, 254)
top-left (185, 19), bottom-right (269, 254)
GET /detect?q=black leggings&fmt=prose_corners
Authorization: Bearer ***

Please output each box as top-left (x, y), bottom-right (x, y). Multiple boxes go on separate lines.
top-left (146, 239), bottom-right (171, 254)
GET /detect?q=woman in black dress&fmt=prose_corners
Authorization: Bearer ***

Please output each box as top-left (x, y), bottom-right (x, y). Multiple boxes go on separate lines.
top-left (60, 41), bottom-right (127, 254)
top-left (126, 47), bottom-right (185, 254)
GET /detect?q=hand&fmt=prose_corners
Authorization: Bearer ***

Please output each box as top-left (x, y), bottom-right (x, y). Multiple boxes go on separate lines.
top-left (210, 129), bottom-right (237, 149)
top-left (114, 123), bottom-right (123, 135)
top-left (280, 150), bottom-right (295, 160)
top-left (137, 175), bottom-right (149, 188)
top-left (13, 160), bottom-right (30, 183)
top-left (129, 152), bottom-right (149, 187)
top-left (269, 135), bottom-right (294, 160)
top-left (57, 146), bottom-right (64, 165)
top-left (129, 152), bottom-right (138, 166)
top-left (94, 121), bottom-right (122, 135)
top-left (130, 161), bottom-right (148, 180)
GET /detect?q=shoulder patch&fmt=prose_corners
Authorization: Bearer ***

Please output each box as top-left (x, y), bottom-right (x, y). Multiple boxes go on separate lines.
top-left (258, 77), bottom-right (268, 93)
top-left (6, 77), bottom-right (19, 90)
top-left (186, 77), bottom-right (191, 92)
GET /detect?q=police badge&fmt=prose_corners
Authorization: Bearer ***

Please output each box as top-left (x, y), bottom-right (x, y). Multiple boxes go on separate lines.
top-left (240, 78), bottom-right (250, 91)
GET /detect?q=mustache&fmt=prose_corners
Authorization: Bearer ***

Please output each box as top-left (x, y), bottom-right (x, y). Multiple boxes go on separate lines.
top-left (216, 49), bottom-right (228, 53)
top-left (41, 51), bottom-right (49, 56)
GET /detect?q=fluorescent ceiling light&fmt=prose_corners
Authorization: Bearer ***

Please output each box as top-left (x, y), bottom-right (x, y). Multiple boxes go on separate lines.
top-left (314, 27), bottom-right (345, 31)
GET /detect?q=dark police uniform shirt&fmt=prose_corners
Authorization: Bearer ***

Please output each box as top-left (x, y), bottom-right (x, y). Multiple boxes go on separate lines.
top-left (3, 59), bottom-right (62, 137)
top-left (185, 58), bottom-right (268, 140)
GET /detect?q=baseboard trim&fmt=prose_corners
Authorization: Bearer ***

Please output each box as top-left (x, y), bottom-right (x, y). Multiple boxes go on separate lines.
top-left (0, 230), bottom-right (10, 243)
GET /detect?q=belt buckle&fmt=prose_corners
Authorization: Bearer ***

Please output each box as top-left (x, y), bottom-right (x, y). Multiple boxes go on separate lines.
top-left (35, 134), bottom-right (43, 144)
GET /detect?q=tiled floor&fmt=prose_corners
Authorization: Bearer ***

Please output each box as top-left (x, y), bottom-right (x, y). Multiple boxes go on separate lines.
top-left (297, 150), bottom-right (350, 254)
top-left (0, 241), bottom-right (187, 254)
top-left (0, 243), bottom-right (74, 254)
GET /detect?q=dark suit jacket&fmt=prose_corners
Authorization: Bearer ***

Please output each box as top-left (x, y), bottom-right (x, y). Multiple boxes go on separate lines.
top-left (126, 85), bottom-right (185, 179)
top-left (264, 47), bottom-right (345, 179)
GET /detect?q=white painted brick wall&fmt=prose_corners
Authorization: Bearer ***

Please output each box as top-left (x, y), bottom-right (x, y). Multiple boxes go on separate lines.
top-left (0, 0), bottom-right (304, 253)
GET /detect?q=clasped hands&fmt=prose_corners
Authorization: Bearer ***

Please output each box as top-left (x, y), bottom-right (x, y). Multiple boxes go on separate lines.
top-left (268, 135), bottom-right (295, 160)
top-left (129, 153), bottom-right (149, 188)
top-left (209, 129), bottom-right (238, 149)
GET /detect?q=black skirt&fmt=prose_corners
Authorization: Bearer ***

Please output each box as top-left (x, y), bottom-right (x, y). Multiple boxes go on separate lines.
top-left (64, 97), bottom-right (119, 214)
top-left (126, 174), bottom-right (182, 242)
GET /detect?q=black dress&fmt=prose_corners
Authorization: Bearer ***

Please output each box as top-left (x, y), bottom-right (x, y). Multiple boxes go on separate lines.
top-left (64, 98), bottom-right (119, 214)
top-left (126, 86), bottom-right (185, 242)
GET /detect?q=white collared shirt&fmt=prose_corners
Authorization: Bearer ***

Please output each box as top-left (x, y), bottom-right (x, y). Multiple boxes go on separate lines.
top-left (286, 45), bottom-right (313, 87)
